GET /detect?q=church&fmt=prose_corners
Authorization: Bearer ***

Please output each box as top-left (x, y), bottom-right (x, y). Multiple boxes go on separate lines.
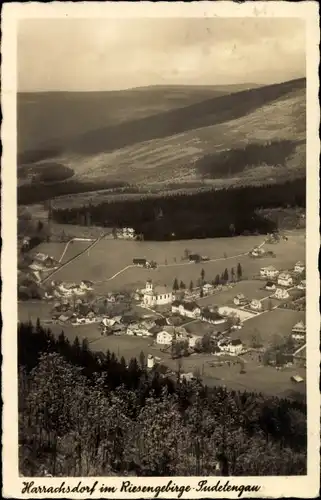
top-left (143, 280), bottom-right (173, 307)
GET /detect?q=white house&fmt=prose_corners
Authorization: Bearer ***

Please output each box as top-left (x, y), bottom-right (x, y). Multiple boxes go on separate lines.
top-left (265, 281), bottom-right (276, 291)
top-left (292, 321), bottom-right (306, 335)
top-left (143, 280), bottom-right (173, 306)
top-left (202, 283), bottom-right (214, 295)
top-left (171, 300), bottom-right (201, 319)
top-left (274, 288), bottom-right (290, 300)
top-left (250, 299), bottom-right (262, 311)
top-left (260, 266), bottom-right (279, 278)
top-left (156, 328), bottom-right (174, 345)
top-left (277, 273), bottom-right (293, 287)
top-left (219, 339), bottom-right (243, 355)
top-left (294, 261), bottom-right (305, 274)
top-left (233, 293), bottom-right (248, 306)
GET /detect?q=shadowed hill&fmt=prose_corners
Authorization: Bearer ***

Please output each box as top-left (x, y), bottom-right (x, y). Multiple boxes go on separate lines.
top-left (18, 83), bottom-right (258, 159)
top-left (18, 79), bottom-right (304, 162)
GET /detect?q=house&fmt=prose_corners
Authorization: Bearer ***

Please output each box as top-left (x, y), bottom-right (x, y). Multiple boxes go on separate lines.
top-left (143, 280), bottom-right (173, 306)
top-left (265, 281), bottom-right (276, 291)
top-left (260, 266), bottom-right (279, 278)
top-left (291, 375), bottom-right (304, 383)
top-left (189, 254), bottom-right (201, 263)
top-left (233, 293), bottom-right (248, 306)
top-left (201, 309), bottom-right (225, 324)
top-left (80, 280), bottom-right (94, 290)
top-left (133, 258), bottom-right (147, 267)
top-left (277, 273), bottom-right (293, 287)
top-left (274, 288), bottom-right (290, 300)
top-left (250, 247), bottom-right (265, 257)
top-left (202, 283), bottom-right (214, 295)
top-left (180, 372), bottom-right (195, 382)
top-left (171, 300), bottom-right (201, 319)
top-left (294, 261), bottom-right (305, 274)
top-left (250, 299), bottom-right (262, 311)
top-left (156, 328), bottom-right (175, 345)
top-left (297, 280), bottom-right (306, 290)
top-left (219, 339), bottom-right (243, 355)
top-left (291, 321), bottom-right (306, 341)
top-left (147, 354), bottom-right (155, 369)
top-left (187, 334), bottom-right (203, 348)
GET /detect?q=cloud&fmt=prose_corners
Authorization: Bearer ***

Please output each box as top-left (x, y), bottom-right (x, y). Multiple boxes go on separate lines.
top-left (18, 18), bottom-right (305, 91)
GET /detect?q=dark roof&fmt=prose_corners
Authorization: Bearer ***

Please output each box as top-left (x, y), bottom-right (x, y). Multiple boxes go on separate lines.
top-left (183, 301), bottom-right (200, 311)
top-left (172, 300), bottom-right (182, 307)
top-left (155, 317), bottom-right (167, 326)
top-left (201, 310), bottom-right (224, 321)
top-left (189, 254), bottom-right (200, 260)
top-left (266, 281), bottom-right (274, 286)
top-left (231, 339), bottom-right (242, 346)
top-left (133, 258), bottom-right (146, 263)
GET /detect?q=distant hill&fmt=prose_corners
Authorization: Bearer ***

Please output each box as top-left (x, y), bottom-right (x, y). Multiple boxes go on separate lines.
top-left (18, 78), bottom-right (305, 203)
top-left (18, 83), bottom-right (259, 156)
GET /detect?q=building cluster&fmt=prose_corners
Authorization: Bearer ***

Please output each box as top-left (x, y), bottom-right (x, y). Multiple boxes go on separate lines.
top-left (29, 252), bottom-right (59, 272)
top-left (115, 227), bottom-right (136, 239)
top-left (45, 280), bottom-right (94, 300)
top-left (259, 262), bottom-right (305, 301)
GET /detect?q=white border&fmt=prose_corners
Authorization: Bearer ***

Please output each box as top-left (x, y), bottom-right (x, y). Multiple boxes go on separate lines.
top-left (2, 2), bottom-right (320, 498)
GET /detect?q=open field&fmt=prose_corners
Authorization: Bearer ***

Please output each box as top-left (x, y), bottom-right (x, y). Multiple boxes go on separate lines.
top-left (230, 308), bottom-right (305, 347)
top-left (46, 230), bottom-right (305, 292)
top-left (34, 240), bottom-right (93, 264)
top-left (199, 280), bottom-right (271, 307)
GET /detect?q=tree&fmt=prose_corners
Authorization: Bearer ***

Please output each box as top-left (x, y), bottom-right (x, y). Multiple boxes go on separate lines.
top-left (267, 299), bottom-right (273, 311)
top-left (179, 281), bottom-right (186, 290)
top-left (201, 268), bottom-right (205, 282)
top-left (201, 332), bottom-right (213, 353)
top-left (224, 252), bottom-right (228, 259)
top-left (189, 280), bottom-right (194, 292)
top-left (214, 274), bottom-right (220, 286)
top-left (220, 272), bottom-right (225, 284)
top-left (237, 263), bottom-right (243, 281)
top-left (172, 278), bottom-right (179, 291)
top-left (251, 330), bottom-right (263, 348)
top-left (184, 248), bottom-right (190, 260)
top-left (37, 220), bottom-right (44, 232)
top-left (229, 223), bottom-right (236, 237)
top-left (139, 350), bottom-right (146, 370)
top-left (200, 288), bottom-right (204, 298)
top-left (231, 267), bottom-right (235, 282)
top-left (223, 268), bottom-right (229, 282)
top-left (171, 339), bottom-right (189, 359)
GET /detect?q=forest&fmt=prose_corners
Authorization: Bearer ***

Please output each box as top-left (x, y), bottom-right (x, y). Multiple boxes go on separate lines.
top-left (50, 178), bottom-right (305, 240)
top-left (18, 321), bottom-right (307, 477)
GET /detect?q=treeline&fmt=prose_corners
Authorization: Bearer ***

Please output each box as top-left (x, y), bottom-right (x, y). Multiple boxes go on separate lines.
top-left (18, 321), bottom-right (307, 477)
top-left (51, 179), bottom-right (305, 240)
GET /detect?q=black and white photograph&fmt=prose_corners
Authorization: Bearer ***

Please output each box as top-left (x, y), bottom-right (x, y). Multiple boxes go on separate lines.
top-left (2, 2), bottom-right (320, 498)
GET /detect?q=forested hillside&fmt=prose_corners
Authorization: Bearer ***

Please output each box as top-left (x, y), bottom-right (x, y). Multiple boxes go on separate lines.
top-left (18, 321), bottom-right (307, 477)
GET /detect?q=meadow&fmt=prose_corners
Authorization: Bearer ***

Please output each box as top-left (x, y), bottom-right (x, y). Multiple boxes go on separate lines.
top-left (230, 308), bottom-right (305, 347)
top-left (48, 230), bottom-right (305, 293)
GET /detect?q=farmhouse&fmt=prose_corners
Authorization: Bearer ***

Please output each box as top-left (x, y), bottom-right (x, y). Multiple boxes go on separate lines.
top-left (201, 309), bottom-right (225, 324)
top-left (233, 293), bottom-right (248, 306)
top-left (274, 288), bottom-right (290, 300)
top-left (187, 334), bottom-right (203, 348)
top-left (171, 300), bottom-right (201, 319)
top-left (291, 375), bottom-right (304, 384)
top-left (117, 227), bottom-right (136, 239)
top-left (180, 372), bottom-right (195, 382)
top-left (133, 258), bottom-right (147, 267)
top-left (265, 281), bottom-right (276, 291)
top-left (294, 261), bottom-right (305, 274)
top-left (143, 280), bottom-right (173, 306)
top-left (277, 273), bottom-right (293, 287)
top-left (291, 321), bottom-right (306, 341)
top-left (202, 283), bottom-right (214, 295)
top-left (156, 328), bottom-right (175, 345)
top-left (260, 266), bottom-right (279, 278)
top-left (219, 339), bottom-right (243, 355)
top-left (250, 299), bottom-right (262, 311)
top-left (189, 254), bottom-right (201, 263)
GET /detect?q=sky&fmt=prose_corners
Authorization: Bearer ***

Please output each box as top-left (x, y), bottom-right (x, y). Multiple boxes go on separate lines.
top-left (18, 18), bottom-right (306, 91)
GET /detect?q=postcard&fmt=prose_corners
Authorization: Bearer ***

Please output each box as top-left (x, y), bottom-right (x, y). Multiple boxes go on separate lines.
top-left (1, 1), bottom-right (320, 498)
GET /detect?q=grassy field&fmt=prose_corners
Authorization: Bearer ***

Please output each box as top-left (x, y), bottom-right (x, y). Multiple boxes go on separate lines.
top-left (198, 280), bottom-right (271, 307)
top-left (47, 231), bottom-right (305, 293)
top-left (18, 79), bottom-right (305, 202)
top-left (230, 308), bottom-right (305, 347)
